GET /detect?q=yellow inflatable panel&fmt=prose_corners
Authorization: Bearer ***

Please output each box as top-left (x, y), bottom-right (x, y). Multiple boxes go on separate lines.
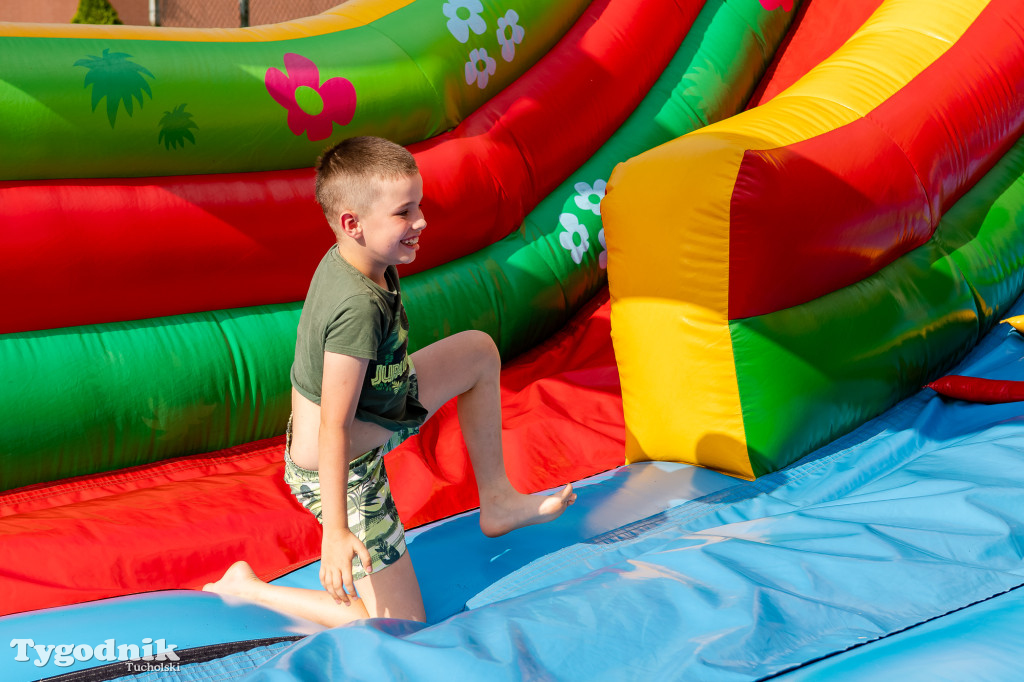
top-left (1001, 316), bottom-right (1024, 333)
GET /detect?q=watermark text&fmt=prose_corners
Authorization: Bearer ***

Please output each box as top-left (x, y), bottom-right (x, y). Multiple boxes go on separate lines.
top-left (10, 638), bottom-right (180, 668)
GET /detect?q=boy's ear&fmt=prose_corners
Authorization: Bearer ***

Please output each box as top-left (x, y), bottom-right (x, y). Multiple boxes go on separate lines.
top-left (337, 211), bottom-right (361, 238)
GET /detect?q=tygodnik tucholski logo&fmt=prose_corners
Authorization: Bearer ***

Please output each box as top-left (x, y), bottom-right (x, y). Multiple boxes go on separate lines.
top-left (10, 637), bottom-right (181, 671)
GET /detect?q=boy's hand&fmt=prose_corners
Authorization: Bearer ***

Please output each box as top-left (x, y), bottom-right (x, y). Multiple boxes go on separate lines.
top-left (320, 527), bottom-right (373, 605)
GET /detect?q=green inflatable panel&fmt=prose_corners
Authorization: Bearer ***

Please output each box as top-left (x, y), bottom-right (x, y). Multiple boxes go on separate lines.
top-left (0, 305), bottom-right (299, 491)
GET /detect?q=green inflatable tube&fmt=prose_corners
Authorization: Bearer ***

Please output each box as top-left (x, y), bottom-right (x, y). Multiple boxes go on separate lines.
top-left (0, 305), bottom-right (299, 491)
top-left (0, 0), bottom-right (587, 180)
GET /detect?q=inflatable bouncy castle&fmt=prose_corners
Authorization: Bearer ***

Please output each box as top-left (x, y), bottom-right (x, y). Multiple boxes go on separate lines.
top-left (2, 0), bottom-right (1023, 679)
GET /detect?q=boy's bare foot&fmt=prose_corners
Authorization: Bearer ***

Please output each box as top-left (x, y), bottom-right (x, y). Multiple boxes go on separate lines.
top-left (479, 484), bottom-right (577, 537)
top-left (202, 560), bottom-right (263, 600)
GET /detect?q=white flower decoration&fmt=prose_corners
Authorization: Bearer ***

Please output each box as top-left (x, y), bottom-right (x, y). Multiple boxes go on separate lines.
top-left (443, 0), bottom-right (486, 43)
top-left (558, 213), bottom-right (590, 265)
top-left (598, 228), bottom-right (607, 269)
top-left (496, 10), bottom-right (525, 62)
top-left (574, 179), bottom-right (606, 216)
top-left (465, 48), bottom-right (497, 89)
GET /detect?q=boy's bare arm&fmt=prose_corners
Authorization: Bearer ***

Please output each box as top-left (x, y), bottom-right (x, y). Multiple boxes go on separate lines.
top-left (318, 351), bottom-right (374, 606)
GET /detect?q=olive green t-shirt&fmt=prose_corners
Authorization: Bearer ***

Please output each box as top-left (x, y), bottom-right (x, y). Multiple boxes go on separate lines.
top-left (290, 245), bottom-right (427, 432)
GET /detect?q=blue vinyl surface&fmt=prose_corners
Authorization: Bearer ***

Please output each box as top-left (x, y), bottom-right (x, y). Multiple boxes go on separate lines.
top-left (0, 460), bottom-right (732, 680)
top-left (0, 591), bottom-right (324, 680)
top-left (243, 296), bottom-right (1024, 681)
top-left (772, 586), bottom-right (1024, 681)
top-left (275, 460), bottom-right (737, 623)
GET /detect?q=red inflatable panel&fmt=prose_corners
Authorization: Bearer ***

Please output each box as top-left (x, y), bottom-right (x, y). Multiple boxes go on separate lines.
top-left (928, 375), bottom-right (1024, 404)
top-left (729, 0), bottom-right (1024, 319)
top-left (0, 173), bottom-right (335, 334)
top-left (0, 291), bottom-right (622, 616)
top-left (0, 0), bottom-right (700, 335)
top-left (0, 438), bottom-right (320, 617)
top-left (729, 116), bottom-right (931, 319)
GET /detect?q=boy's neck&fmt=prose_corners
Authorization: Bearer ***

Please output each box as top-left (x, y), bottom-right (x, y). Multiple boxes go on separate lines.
top-left (336, 241), bottom-right (389, 289)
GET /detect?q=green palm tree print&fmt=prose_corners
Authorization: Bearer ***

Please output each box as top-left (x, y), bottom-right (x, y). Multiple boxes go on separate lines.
top-left (158, 103), bottom-right (199, 150)
top-left (74, 48), bottom-right (155, 127)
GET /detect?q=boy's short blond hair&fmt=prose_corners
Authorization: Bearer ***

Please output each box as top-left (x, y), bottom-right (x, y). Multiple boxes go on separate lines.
top-left (315, 137), bottom-right (419, 233)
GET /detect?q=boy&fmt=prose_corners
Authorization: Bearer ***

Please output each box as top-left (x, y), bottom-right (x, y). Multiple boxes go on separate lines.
top-left (205, 137), bottom-right (576, 626)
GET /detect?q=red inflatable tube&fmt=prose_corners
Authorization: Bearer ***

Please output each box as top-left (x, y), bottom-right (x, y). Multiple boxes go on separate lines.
top-left (928, 375), bottom-right (1024, 404)
top-left (0, 290), bottom-right (622, 616)
top-left (0, 0), bottom-right (700, 335)
top-left (729, 0), bottom-right (1024, 319)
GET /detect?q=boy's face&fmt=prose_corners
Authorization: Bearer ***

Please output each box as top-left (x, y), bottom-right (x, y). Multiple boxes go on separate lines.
top-left (351, 173), bottom-right (426, 270)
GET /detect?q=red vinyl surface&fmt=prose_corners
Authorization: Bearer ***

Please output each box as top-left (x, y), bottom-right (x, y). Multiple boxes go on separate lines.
top-left (728, 0), bottom-right (1024, 319)
top-left (0, 291), bottom-right (623, 616)
top-left (928, 375), bottom-right (1024, 404)
top-left (0, 0), bottom-right (700, 335)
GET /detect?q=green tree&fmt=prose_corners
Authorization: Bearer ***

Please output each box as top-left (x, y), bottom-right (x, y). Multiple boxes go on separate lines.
top-left (71, 0), bottom-right (123, 25)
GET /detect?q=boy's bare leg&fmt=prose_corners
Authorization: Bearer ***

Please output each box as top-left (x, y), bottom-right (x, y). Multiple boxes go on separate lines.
top-left (410, 330), bottom-right (576, 537)
top-left (203, 555), bottom-right (425, 628)
top-left (353, 552), bottom-right (425, 622)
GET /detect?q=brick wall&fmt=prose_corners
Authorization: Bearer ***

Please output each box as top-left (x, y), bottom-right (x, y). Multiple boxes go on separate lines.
top-left (0, 0), bottom-right (344, 27)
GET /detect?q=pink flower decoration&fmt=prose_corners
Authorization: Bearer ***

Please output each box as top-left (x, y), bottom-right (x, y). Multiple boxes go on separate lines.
top-left (758, 0), bottom-right (794, 10)
top-left (265, 53), bottom-right (356, 141)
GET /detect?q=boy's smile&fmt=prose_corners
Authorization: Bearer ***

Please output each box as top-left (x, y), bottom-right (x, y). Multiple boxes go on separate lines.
top-left (337, 172), bottom-right (426, 286)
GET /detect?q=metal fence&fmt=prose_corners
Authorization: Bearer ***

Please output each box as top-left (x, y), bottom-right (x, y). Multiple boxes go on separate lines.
top-left (151, 0), bottom-right (344, 28)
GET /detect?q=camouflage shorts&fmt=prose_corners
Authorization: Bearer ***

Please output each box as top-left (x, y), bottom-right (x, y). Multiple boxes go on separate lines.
top-left (284, 419), bottom-right (415, 581)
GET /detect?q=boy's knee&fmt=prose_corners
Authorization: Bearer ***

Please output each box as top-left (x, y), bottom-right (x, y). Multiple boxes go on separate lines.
top-left (464, 330), bottom-right (500, 368)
